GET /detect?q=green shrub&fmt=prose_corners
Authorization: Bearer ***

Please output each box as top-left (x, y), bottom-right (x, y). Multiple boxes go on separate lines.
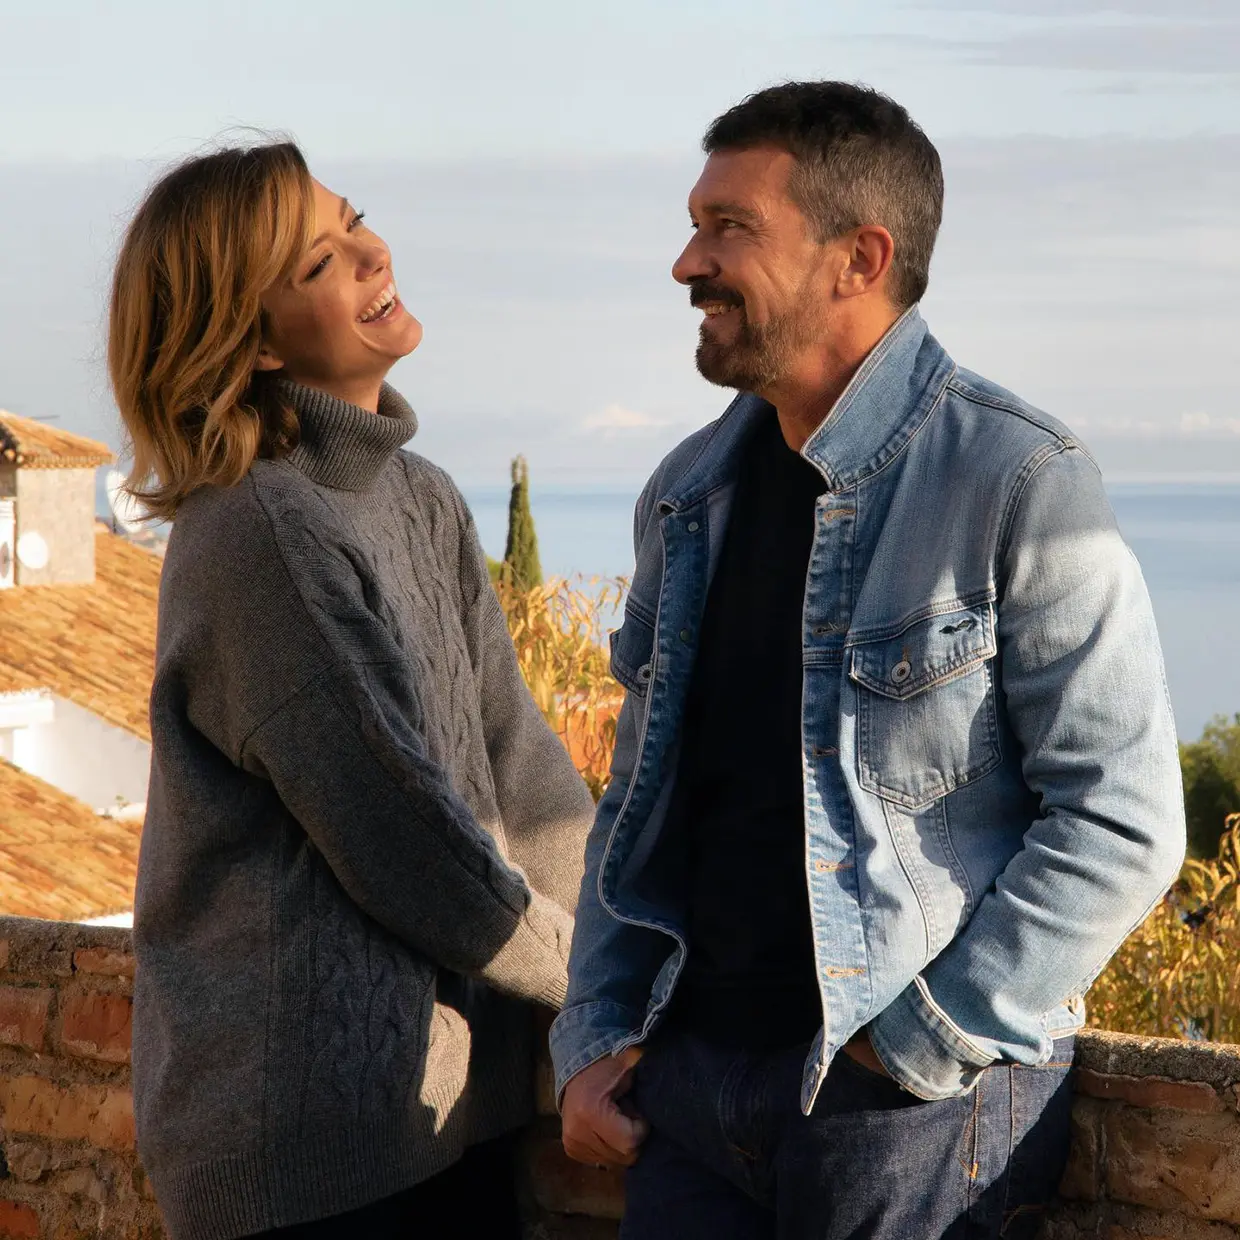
top-left (1181, 714), bottom-right (1240, 859)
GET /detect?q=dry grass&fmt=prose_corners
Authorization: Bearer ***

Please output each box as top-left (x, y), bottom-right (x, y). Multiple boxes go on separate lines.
top-left (1088, 815), bottom-right (1240, 1043)
top-left (499, 580), bottom-right (1239, 1044)
top-left (495, 576), bottom-right (625, 803)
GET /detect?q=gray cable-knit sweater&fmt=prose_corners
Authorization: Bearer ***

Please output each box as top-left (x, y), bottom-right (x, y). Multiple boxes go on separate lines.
top-left (133, 381), bottom-right (594, 1240)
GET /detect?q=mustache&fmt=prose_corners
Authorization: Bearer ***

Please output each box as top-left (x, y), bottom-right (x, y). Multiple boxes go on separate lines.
top-left (688, 280), bottom-right (744, 310)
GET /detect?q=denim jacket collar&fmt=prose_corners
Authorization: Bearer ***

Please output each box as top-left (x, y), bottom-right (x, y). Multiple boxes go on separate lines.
top-left (801, 306), bottom-right (955, 491)
top-left (657, 306), bottom-right (955, 511)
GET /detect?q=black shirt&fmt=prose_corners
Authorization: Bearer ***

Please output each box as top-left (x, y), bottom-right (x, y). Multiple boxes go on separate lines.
top-left (664, 409), bottom-right (826, 1051)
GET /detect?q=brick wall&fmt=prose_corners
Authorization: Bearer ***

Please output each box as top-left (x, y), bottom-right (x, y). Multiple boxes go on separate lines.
top-left (1, 914), bottom-right (1237, 1239)
top-left (0, 918), bottom-right (155, 1240)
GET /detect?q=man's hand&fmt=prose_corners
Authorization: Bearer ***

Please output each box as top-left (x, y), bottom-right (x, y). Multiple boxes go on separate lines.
top-left (561, 1047), bottom-right (649, 1169)
top-left (841, 1028), bottom-right (893, 1078)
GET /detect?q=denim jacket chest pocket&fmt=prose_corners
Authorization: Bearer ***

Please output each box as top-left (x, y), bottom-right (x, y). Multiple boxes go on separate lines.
top-left (609, 597), bottom-right (656, 697)
top-left (848, 601), bottom-right (1002, 811)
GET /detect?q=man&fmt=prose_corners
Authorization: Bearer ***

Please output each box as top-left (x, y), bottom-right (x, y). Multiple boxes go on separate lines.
top-left (551, 82), bottom-right (1185, 1239)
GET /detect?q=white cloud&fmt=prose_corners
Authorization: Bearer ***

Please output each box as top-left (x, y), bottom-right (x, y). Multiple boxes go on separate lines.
top-left (1076, 412), bottom-right (1240, 438)
top-left (579, 404), bottom-right (666, 436)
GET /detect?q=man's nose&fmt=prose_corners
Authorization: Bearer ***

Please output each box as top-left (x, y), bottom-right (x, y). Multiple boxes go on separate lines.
top-left (672, 233), bottom-right (717, 286)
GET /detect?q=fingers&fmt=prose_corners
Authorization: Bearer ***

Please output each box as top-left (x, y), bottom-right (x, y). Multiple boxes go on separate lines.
top-left (561, 1049), bottom-right (652, 1169)
top-left (562, 1125), bottom-right (624, 1168)
top-left (564, 1133), bottom-right (639, 1169)
top-left (563, 1108), bottom-right (643, 1168)
top-left (594, 1104), bottom-right (648, 1160)
top-left (563, 1096), bottom-right (648, 1168)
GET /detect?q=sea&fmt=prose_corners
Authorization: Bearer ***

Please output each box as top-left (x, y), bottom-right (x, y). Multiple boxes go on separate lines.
top-left (462, 480), bottom-right (1240, 744)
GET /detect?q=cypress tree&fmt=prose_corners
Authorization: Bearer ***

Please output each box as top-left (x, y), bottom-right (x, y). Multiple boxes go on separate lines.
top-left (503, 455), bottom-right (543, 590)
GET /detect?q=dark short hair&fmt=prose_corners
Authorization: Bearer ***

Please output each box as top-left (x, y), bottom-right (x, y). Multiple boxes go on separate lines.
top-left (704, 82), bottom-right (944, 309)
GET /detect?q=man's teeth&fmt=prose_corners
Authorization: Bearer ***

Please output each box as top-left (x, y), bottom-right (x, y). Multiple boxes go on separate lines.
top-left (702, 303), bottom-right (736, 316)
top-left (359, 282), bottom-right (398, 323)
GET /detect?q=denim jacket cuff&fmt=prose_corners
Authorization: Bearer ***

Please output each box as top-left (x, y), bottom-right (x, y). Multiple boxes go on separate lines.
top-left (548, 999), bottom-right (643, 1111)
top-left (867, 977), bottom-right (996, 1101)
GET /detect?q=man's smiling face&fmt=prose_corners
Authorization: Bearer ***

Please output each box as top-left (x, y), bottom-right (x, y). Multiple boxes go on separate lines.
top-left (672, 145), bottom-right (839, 393)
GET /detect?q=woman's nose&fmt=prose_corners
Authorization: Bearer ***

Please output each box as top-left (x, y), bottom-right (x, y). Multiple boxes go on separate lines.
top-left (357, 239), bottom-right (389, 278)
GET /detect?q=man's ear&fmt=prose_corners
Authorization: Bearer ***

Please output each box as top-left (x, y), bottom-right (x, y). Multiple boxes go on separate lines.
top-left (254, 342), bottom-right (285, 373)
top-left (836, 225), bottom-right (895, 299)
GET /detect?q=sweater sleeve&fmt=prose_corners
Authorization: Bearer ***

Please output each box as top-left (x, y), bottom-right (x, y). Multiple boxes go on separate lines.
top-left (449, 481), bottom-right (595, 914)
top-left (194, 481), bottom-right (574, 1009)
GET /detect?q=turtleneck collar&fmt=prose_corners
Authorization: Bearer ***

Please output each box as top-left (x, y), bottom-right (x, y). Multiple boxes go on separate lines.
top-left (279, 380), bottom-right (417, 491)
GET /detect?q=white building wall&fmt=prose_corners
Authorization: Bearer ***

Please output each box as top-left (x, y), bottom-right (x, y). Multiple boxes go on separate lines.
top-left (14, 467), bottom-right (97, 586)
top-left (5, 693), bottom-right (151, 810)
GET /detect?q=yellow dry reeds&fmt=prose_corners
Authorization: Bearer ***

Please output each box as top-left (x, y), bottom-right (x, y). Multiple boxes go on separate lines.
top-left (495, 575), bottom-right (625, 802)
top-left (1088, 815), bottom-right (1240, 1043)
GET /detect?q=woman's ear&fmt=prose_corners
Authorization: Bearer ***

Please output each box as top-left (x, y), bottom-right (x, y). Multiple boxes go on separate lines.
top-left (254, 342), bottom-right (284, 373)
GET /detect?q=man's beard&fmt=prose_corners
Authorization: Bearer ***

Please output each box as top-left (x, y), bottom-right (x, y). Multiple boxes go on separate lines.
top-left (690, 279), bottom-right (821, 393)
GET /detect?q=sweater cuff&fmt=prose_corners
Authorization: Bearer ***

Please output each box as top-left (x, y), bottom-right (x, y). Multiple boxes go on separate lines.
top-left (867, 976), bottom-right (995, 1101)
top-left (487, 897), bottom-right (573, 1010)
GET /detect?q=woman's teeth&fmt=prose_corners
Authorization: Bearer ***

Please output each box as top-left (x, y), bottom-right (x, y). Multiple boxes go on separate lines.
top-left (359, 282), bottom-right (398, 323)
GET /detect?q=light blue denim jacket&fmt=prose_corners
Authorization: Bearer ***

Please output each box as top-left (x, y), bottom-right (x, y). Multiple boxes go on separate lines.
top-left (550, 308), bottom-right (1185, 1110)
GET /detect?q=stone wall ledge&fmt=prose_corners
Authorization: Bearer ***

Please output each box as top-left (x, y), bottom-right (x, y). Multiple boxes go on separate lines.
top-left (1075, 1027), bottom-right (1240, 1096)
top-left (2, 914), bottom-right (1239, 1239)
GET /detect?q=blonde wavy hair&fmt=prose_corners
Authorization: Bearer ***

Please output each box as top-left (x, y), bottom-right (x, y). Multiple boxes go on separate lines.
top-left (108, 141), bottom-right (315, 521)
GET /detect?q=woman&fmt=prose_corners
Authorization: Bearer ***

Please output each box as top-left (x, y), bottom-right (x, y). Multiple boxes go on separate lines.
top-left (110, 142), bottom-right (594, 1239)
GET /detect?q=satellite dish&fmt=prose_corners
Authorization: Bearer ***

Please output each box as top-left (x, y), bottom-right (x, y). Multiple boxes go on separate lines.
top-left (16, 530), bottom-right (49, 570)
top-left (106, 469), bottom-right (148, 535)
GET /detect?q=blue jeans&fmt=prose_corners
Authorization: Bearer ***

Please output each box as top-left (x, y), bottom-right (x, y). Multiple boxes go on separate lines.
top-left (622, 1031), bottom-right (1074, 1240)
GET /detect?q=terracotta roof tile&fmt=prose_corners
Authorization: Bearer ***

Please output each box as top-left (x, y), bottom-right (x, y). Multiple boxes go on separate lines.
top-left (0, 410), bottom-right (114, 469)
top-left (0, 528), bottom-right (160, 741)
top-left (0, 760), bottom-right (140, 921)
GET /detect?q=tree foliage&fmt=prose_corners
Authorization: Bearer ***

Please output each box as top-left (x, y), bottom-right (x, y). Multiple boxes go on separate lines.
top-left (502, 455), bottom-right (544, 592)
top-left (1181, 714), bottom-right (1240, 859)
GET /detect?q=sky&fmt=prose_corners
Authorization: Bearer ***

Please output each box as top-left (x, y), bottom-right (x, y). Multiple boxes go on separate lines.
top-left (0, 0), bottom-right (1237, 489)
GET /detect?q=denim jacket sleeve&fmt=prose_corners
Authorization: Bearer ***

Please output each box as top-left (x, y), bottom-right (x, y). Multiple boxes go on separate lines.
top-left (548, 476), bottom-right (669, 1103)
top-left (869, 442), bottom-right (1186, 1099)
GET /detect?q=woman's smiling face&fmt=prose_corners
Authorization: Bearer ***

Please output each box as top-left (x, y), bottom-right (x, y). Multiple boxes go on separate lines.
top-left (257, 179), bottom-right (422, 409)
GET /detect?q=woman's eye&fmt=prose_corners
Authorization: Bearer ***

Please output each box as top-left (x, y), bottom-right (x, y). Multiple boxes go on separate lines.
top-left (348, 210), bottom-right (366, 231)
top-left (306, 253), bottom-right (331, 281)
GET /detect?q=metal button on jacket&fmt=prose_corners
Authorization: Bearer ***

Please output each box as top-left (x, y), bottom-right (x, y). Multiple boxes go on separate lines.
top-left (891, 659), bottom-right (912, 684)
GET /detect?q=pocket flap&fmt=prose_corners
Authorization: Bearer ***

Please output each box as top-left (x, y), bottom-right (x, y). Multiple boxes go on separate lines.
top-left (849, 604), bottom-right (996, 701)
top-left (609, 607), bottom-right (655, 695)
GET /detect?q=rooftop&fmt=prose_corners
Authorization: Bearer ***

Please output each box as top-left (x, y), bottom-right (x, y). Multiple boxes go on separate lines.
top-left (0, 760), bottom-right (141, 920)
top-left (0, 526), bottom-right (159, 921)
top-left (0, 409), bottom-right (114, 470)
top-left (0, 524), bottom-right (160, 741)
